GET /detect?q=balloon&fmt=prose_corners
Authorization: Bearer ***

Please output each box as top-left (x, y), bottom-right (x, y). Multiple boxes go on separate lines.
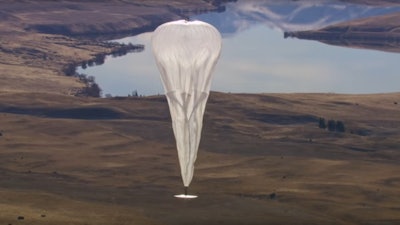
top-left (152, 20), bottom-right (222, 188)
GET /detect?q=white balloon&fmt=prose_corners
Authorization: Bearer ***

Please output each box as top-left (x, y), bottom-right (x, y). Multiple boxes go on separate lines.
top-left (152, 20), bottom-right (222, 187)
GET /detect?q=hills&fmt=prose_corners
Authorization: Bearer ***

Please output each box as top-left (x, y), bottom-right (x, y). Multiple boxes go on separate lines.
top-left (0, 0), bottom-right (228, 94)
top-left (195, 0), bottom-right (400, 34)
top-left (0, 91), bottom-right (399, 224)
top-left (285, 12), bottom-right (400, 53)
top-left (0, 1), bottom-right (400, 224)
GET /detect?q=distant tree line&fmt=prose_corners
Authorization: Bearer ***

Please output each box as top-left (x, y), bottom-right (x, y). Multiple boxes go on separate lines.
top-left (75, 73), bottom-right (102, 97)
top-left (61, 42), bottom-right (144, 97)
top-left (60, 68), bottom-right (102, 97)
top-left (206, 0), bottom-right (238, 6)
top-left (170, 0), bottom-right (237, 16)
top-left (104, 90), bottom-right (139, 98)
top-left (318, 117), bottom-right (345, 133)
top-left (80, 43), bottom-right (144, 69)
top-left (207, 0), bottom-right (238, 12)
top-left (63, 43), bottom-right (144, 74)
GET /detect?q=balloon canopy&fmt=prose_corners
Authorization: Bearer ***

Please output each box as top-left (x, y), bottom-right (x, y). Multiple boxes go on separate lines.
top-left (152, 20), bottom-right (222, 187)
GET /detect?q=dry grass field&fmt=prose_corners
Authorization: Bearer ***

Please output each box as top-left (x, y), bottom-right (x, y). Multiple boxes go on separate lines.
top-left (0, 92), bottom-right (399, 225)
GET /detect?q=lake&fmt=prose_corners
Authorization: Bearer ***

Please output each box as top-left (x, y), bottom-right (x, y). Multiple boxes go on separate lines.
top-left (78, 0), bottom-right (400, 97)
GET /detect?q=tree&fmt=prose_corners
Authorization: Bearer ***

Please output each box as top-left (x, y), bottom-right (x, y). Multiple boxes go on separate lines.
top-left (74, 73), bottom-right (102, 97)
top-left (94, 54), bottom-right (105, 65)
top-left (62, 63), bottom-right (76, 76)
top-left (336, 121), bottom-right (345, 132)
top-left (81, 61), bottom-right (87, 69)
top-left (327, 120), bottom-right (336, 132)
top-left (318, 117), bottom-right (327, 129)
top-left (85, 82), bottom-right (102, 97)
top-left (87, 59), bottom-right (94, 67)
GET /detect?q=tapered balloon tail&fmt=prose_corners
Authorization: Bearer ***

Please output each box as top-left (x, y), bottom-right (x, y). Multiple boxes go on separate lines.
top-left (152, 20), bottom-right (222, 190)
top-left (174, 186), bottom-right (198, 199)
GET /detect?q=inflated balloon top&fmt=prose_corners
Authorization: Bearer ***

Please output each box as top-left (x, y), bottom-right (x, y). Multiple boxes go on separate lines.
top-left (152, 20), bottom-right (222, 191)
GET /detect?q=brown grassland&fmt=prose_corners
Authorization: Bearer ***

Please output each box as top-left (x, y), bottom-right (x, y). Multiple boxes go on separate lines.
top-left (0, 0), bottom-right (400, 225)
top-left (0, 92), bottom-right (399, 225)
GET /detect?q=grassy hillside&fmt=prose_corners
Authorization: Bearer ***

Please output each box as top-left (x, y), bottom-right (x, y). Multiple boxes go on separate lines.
top-left (0, 0), bottom-right (226, 94)
top-left (0, 92), bottom-right (399, 225)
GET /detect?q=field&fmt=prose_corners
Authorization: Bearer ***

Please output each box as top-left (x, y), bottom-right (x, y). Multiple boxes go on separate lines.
top-left (0, 92), bottom-right (399, 225)
top-left (1, 0), bottom-right (400, 224)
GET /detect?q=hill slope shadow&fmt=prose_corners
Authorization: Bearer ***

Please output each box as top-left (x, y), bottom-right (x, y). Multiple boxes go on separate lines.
top-left (0, 106), bottom-right (123, 120)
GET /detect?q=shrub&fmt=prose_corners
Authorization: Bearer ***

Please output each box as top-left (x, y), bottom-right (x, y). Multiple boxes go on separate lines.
top-left (62, 63), bottom-right (76, 76)
top-left (327, 120), bottom-right (336, 132)
top-left (336, 121), bottom-right (345, 132)
top-left (74, 73), bottom-right (102, 97)
top-left (318, 117), bottom-right (327, 129)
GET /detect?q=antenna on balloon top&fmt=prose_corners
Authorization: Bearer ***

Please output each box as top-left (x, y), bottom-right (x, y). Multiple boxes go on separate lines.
top-left (183, 16), bottom-right (190, 22)
top-left (151, 20), bottom-right (222, 199)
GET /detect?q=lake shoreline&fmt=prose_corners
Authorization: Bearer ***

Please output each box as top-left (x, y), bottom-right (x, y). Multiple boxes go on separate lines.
top-left (0, 0), bottom-right (230, 95)
top-left (1, 0), bottom-right (400, 96)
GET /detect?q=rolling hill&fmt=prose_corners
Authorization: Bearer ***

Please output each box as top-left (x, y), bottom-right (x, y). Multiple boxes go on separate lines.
top-left (0, 92), bottom-right (399, 224)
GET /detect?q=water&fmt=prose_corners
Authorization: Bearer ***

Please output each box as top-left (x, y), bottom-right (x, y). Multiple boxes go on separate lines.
top-left (78, 0), bottom-right (400, 97)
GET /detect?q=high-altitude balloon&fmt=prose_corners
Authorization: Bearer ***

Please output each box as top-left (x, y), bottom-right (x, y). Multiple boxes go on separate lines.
top-left (151, 20), bottom-right (222, 189)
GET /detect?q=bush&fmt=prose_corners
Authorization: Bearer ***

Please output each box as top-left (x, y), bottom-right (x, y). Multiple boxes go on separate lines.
top-left (74, 73), bottom-right (102, 97)
top-left (318, 117), bottom-right (327, 129)
top-left (336, 121), bottom-right (345, 132)
top-left (320, 117), bottom-right (346, 133)
top-left (327, 120), bottom-right (336, 132)
top-left (62, 63), bottom-right (76, 76)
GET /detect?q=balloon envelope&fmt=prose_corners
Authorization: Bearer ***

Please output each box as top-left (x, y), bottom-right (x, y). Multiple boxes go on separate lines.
top-left (152, 20), bottom-right (222, 187)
